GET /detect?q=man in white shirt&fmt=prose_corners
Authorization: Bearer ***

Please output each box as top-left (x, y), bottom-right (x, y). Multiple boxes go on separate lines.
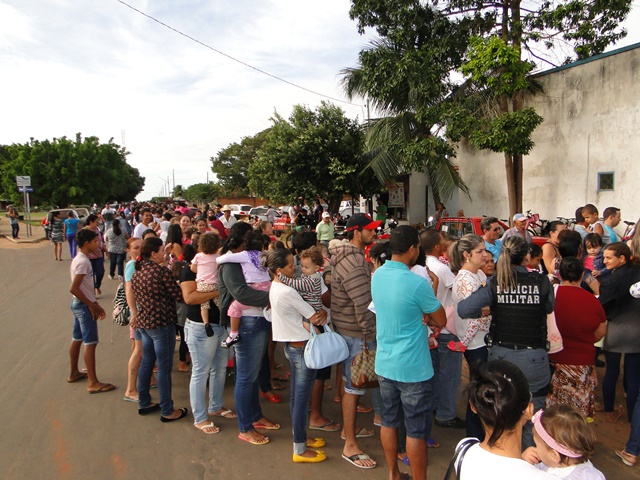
top-left (101, 204), bottom-right (116, 233)
top-left (502, 213), bottom-right (533, 243)
top-left (133, 209), bottom-right (156, 238)
top-left (219, 205), bottom-right (237, 230)
top-left (420, 229), bottom-right (465, 429)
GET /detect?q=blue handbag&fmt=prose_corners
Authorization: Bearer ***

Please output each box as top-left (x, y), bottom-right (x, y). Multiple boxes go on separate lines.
top-left (304, 322), bottom-right (349, 370)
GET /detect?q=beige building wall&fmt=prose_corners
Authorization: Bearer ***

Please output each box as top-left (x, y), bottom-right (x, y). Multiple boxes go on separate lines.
top-left (454, 43), bottom-right (640, 230)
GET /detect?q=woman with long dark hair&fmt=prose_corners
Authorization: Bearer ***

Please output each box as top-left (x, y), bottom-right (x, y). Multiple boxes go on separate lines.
top-left (83, 214), bottom-right (106, 296)
top-left (131, 237), bottom-right (187, 422)
top-left (458, 236), bottom-right (554, 448)
top-left (166, 223), bottom-right (184, 262)
top-left (454, 360), bottom-right (553, 479)
top-left (105, 219), bottom-right (128, 279)
top-left (600, 242), bottom-right (640, 423)
top-left (263, 248), bottom-right (327, 462)
top-left (217, 222), bottom-right (275, 445)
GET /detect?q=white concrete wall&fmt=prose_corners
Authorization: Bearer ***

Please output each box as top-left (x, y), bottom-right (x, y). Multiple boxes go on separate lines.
top-left (454, 44), bottom-right (640, 231)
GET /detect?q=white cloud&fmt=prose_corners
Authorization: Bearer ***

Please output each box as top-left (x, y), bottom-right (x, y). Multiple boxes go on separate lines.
top-left (1, 0), bottom-right (638, 199)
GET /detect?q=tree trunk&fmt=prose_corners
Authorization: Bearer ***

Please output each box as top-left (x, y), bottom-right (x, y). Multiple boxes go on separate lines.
top-left (505, 153), bottom-right (517, 223)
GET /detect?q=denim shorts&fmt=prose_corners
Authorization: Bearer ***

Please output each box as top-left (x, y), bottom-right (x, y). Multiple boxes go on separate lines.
top-left (378, 375), bottom-right (433, 439)
top-left (340, 335), bottom-right (376, 396)
top-left (71, 299), bottom-right (99, 345)
top-left (129, 325), bottom-right (142, 341)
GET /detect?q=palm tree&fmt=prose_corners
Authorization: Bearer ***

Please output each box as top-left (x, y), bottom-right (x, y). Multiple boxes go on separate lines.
top-left (340, 35), bottom-right (470, 207)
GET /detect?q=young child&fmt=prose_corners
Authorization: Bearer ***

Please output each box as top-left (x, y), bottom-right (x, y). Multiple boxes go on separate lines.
top-left (527, 243), bottom-right (544, 272)
top-left (216, 231), bottom-right (271, 347)
top-left (522, 405), bottom-right (605, 479)
top-left (583, 233), bottom-right (609, 279)
top-left (582, 204), bottom-right (607, 241)
top-left (190, 232), bottom-right (221, 337)
top-left (277, 246), bottom-right (324, 311)
top-left (438, 234), bottom-right (455, 266)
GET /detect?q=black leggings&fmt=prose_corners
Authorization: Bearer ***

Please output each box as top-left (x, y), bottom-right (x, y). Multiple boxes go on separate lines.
top-left (175, 325), bottom-right (188, 362)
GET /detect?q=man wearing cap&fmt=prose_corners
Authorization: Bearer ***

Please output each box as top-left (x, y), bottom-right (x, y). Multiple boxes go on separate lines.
top-left (330, 213), bottom-right (381, 469)
top-left (219, 205), bottom-right (237, 230)
top-left (502, 213), bottom-right (533, 243)
top-left (316, 212), bottom-right (334, 245)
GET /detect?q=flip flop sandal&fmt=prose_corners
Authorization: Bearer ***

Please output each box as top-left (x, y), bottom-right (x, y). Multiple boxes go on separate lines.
top-left (309, 420), bottom-right (341, 432)
top-left (238, 433), bottom-right (269, 445)
top-left (341, 453), bottom-right (376, 469)
top-left (252, 421), bottom-right (281, 430)
top-left (398, 454), bottom-right (410, 466)
top-left (123, 395), bottom-right (139, 403)
top-left (67, 372), bottom-right (88, 383)
top-left (426, 438), bottom-right (440, 448)
top-left (88, 383), bottom-right (116, 394)
top-left (357, 404), bottom-right (373, 413)
top-left (210, 409), bottom-right (237, 419)
top-left (341, 427), bottom-right (375, 440)
top-left (195, 422), bottom-right (220, 435)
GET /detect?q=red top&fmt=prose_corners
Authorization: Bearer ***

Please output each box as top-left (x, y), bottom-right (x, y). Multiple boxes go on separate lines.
top-left (550, 286), bottom-right (606, 365)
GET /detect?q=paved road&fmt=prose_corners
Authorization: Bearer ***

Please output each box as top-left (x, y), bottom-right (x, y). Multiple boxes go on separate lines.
top-left (0, 237), bottom-right (636, 479)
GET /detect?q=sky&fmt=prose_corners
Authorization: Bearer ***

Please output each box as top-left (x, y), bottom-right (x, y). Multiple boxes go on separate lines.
top-left (1, 0), bottom-right (639, 201)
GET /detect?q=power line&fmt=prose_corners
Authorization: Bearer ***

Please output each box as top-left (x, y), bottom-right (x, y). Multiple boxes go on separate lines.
top-left (114, 0), bottom-right (363, 107)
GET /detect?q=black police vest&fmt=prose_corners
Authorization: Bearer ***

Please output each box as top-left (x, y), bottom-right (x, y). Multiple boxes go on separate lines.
top-left (489, 270), bottom-right (550, 348)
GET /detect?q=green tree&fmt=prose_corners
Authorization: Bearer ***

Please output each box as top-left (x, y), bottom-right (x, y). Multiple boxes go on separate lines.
top-left (0, 133), bottom-right (144, 206)
top-left (248, 102), bottom-right (380, 212)
top-left (182, 183), bottom-right (219, 204)
top-left (172, 184), bottom-right (185, 198)
top-left (348, 0), bottom-right (632, 217)
top-left (211, 130), bottom-right (269, 197)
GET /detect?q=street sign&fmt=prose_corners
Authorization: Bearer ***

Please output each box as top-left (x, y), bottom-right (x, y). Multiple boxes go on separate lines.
top-left (18, 186), bottom-right (34, 193)
top-left (16, 176), bottom-right (31, 187)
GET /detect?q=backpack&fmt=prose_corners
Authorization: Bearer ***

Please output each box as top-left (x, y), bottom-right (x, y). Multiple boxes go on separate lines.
top-left (112, 282), bottom-right (131, 326)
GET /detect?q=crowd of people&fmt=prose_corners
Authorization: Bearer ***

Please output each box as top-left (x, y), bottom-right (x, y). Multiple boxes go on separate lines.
top-left (64, 198), bottom-right (640, 478)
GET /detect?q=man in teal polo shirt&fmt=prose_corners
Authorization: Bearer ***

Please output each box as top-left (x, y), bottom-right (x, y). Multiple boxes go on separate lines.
top-left (371, 226), bottom-right (446, 480)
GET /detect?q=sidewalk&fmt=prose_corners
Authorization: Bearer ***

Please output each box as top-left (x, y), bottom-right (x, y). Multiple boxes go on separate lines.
top-left (0, 222), bottom-right (47, 243)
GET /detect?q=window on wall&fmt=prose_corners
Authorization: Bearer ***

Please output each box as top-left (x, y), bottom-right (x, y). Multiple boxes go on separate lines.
top-left (597, 172), bottom-right (614, 191)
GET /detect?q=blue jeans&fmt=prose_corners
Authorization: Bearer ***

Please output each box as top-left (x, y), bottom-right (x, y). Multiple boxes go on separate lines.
top-left (90, 256), bottom-right (105, 289)
top-left (464, 346), bottom-right (487, 439)
top-left (603, 352), bottom-right (640, 422)
top-left (185, 320), bottom-right (230, 424)
top-left (109, 252), bottom-right (126, 277)
top-left (285, 343), bottom-right (317, 454)
top-left (433, 333), bottom-right (463, 422)
top-left (378, 375), bottom-right (433, 439)
top-left (626, 388), bottom-right (640, 455)
top-left (234, 316), bottom-right (269, 432)
top-left (11, 222), bottom-right (19, 238)
top-left (138, 325), bottom-right (176, 417)
top-left (66, 232), bottom-right (77, 258)
top-left (489, 346), bottom-right (549, 448)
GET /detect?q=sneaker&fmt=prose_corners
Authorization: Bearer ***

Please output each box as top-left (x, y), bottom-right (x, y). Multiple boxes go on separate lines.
top-left (435, 417), bottom-right (465, 429)
top-left (221, 334), bottom-right (241, 349)
top-left (204, 323), bottom-right (214, 337)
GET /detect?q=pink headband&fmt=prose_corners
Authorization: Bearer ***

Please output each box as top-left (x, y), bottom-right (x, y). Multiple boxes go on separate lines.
top-left (531, 410), bottom-right (581, 458)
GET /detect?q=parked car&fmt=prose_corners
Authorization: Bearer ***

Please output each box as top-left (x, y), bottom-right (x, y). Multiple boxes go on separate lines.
top-left (43, 207), bottom-right (90, 239)
top-left (435, 216), bottom-right (546, 247)
top-left (249, 206), bottom-right (281, 222)
top-left (339, 206), bottom-right (361, 218)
